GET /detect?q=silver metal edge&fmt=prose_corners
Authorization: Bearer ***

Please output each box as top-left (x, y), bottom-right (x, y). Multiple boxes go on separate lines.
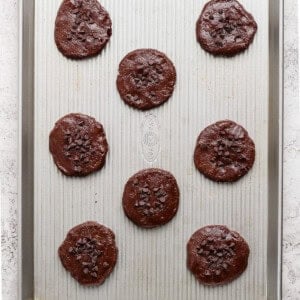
top-left (268, 0), bottom-right (283, 299)
top-left (18, 0), bottom-right (35, 299)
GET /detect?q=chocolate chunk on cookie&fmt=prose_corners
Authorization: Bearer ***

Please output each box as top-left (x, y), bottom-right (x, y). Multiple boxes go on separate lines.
top-left (187, 225), bottom-right (250, 286)
top-left (122, 168), bottom-right (180, 228)
top-left (196, 0), bottom-right (257, 56)
top-left (55, 0), bottom-right (112, 59)
top-left (194, 120), bottom-right (255, 182)
top-left (117, 49), bottom-right (177, 110)
top-left (58, 221), bottom-right (118, 286)
top-left (49, 113), bottom-right (108, 176)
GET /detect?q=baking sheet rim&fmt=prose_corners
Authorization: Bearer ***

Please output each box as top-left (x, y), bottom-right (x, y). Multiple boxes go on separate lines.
top-left (18, 0), bottom-right (283, 298)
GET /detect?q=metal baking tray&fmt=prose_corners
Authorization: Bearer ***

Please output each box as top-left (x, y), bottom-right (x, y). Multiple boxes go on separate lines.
top-left (19, 0), bottom-right (283, 299)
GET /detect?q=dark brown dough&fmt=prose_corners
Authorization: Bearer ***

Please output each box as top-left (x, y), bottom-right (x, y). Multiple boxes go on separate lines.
top-left (196, 0), bottom-right (257, 56)
top-left (49, 113), bottom-right (108, 176)
top-left (58, 221), bottom-right (118, 286)
top-left (55, 0), bottom-right (112, 59)
top-left (187, 225), bottom-right (250, 286)
top-left (194, 120), bottom-right (255, 182)
top-left (117, 49), bottom-right (176, 110)
top-left (122, 168), bottom-right (180, 228)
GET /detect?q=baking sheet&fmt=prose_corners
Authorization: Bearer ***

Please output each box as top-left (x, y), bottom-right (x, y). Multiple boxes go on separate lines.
top-left (19, 0), bottom-right (283, 299)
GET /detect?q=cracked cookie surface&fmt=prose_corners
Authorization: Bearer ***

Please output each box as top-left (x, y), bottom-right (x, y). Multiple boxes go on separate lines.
top-left (187, 225), bottom-right (250, 286)
top-left (117, 49), bottom-right (176, 110)
top-left (49, 113), bottom-right (108, 176)
top-left (194, 120), bottom-right (255, 182)
top-left (58, 221), bottom-right (118, 286)
top-left (122, 168), bottom-right (180, 228)
top-left (55, 0), bottom-right (112, 59)
top-left (196, 0), bottom-right (257, 56)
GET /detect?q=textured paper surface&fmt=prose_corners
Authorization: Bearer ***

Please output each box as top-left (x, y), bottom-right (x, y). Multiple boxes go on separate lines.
top-left (34, 0), bottom-right (269, 299)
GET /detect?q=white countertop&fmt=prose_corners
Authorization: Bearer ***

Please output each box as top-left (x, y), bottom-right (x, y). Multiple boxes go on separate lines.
top-left (1, 0), bottom-right (299, 299)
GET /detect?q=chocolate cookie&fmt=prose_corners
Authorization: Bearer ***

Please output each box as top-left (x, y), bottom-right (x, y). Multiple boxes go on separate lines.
top-left (117, 49), bottom-right (177, 110)
top-left (55, 0), bottom-right (112, 59)
top-left (49, 113), bottom-right (108, 176)
top-left (194, 120), bottom-right (255, 182)
top-left (58, 221), bottom-right (118, 286)
top-left (187, 225), bottom-right (250, 286)
top-left (196, 0), bottom-right (257, 56)
top-left (122, 168), bottom-right (180, 228)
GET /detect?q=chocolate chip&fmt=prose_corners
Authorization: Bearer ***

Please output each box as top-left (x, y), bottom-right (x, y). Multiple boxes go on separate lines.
top-left (75, 0), bottom-right (82, 7)
top-left (74, 166), bottom-right (82, 172)
top-left (159, 196), bottom-right (166, 203)
top-left (229, 249), bottom-right (235, 256)
top-left (198, 248), bottom-right (204, 255)
top-left (224, 25), bottom-right (233, 33)
top-left (222, 263), bottom-right (228, 269)
top-left (69, 143), bottom-right (76, 149)
top-left (209, 244), bottom-right (215, 250)
top-left (211, 256), bottom-right (218, 262)
top-left (64, 152), bottom-right (71, 157)
top-left (215, 41), bottom-right (223, 47)
top-left (96, 249), bottom-right (103, 256)
top-left (142, 188), bottom-right (150, 194)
